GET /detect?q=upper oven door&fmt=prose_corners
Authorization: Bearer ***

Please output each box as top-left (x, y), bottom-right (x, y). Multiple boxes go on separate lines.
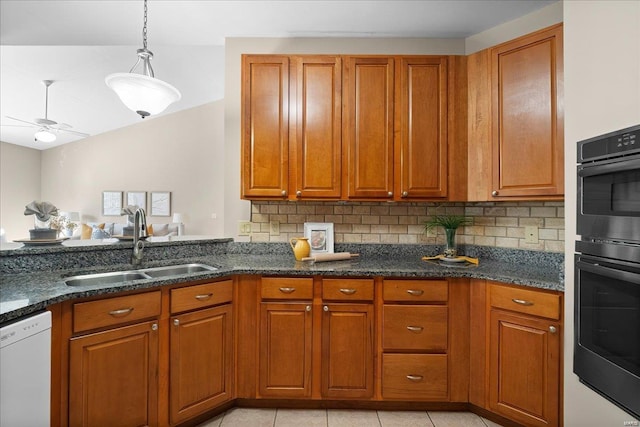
top-left (577, 153), bottom-right (640, 243)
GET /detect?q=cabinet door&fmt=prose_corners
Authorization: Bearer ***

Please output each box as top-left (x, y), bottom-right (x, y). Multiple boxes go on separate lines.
top-left (241, 55), bottom-right (290, 198)
top-left (343, 57), bottom-right (395, 199)
top-left (69, 321), bottom-right (159, 427)
top-left (170, 304), bottom-right (233, 425)
top-left (395, 56), bottom-right (448, 199)
top-left (321, 303), bottom-right (374, 399)
top-left (490, 24), bottom-right (564, 198)
top-left (259, 302), bottom-right (313, 397)
top-left (292, 56), bottom-right (342, 199)
top-left (489, 309), bottom-right (560, 427)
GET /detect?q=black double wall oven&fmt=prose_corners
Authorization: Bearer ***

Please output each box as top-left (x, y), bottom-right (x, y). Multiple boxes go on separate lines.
top-left (575, 124), bottom-right (640, 419)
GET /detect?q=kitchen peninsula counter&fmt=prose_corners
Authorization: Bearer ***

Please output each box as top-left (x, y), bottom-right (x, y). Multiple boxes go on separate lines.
top-left (0, 240), bottom-right (564, 323)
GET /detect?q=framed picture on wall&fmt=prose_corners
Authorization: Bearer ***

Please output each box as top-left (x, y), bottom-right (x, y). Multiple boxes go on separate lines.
top-left (102, 191), bottom-right (123, 216)
top-left (304, 222), bottom-right (334, 255)
top-left (126, 191), bottom-right (146, 211)
top-left (150, 191), bottom-right (171, 216)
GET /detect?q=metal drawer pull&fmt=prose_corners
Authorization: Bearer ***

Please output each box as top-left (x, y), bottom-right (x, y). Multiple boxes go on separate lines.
top-left (406, 375), bottom-right (423, 382)
top-left (512, 298), bottom-right (534, 306)
top-left (339, 288), bottom-right (356, 295)
top-left (406, 289), bottom-right (424, 296)
top-left (279, 287), bottom-right (296, 293)
top-left (109, 307), bottom-right (134, 317)
top-left (195, 293), bottom-right (213, 301)
top-left (406, 325), bottom-right (424, 333)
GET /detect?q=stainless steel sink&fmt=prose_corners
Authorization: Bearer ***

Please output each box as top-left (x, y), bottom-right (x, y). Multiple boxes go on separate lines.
top-left (141, 263), bottom-right (217, 278)
top-left (64, 270), bottom-right (151, 287)
top-left (64, 263), bottom-right (217, 286)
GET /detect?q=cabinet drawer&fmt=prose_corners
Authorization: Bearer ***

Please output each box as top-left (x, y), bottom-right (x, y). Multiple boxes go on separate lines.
top-left (73, 291), bottom-right (161, 334)
top-left (322, 278), bottom-right (374, 301)
top-left (383, 305), bottom-right (448, 351)
top-left (382, 354), bottom-right (448, 400)
top-left (489, 284), bottom-right (561, 320)
top-left (261, 277), bottom-right (313, 300)
top-left (383, 279), bottom-right (448, 302)
top-left (171, 280), bottom-right (233, 314)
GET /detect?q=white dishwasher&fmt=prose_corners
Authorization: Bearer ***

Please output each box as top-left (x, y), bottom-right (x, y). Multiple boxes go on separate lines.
top-left (1, 311), bottom-right (51, 427)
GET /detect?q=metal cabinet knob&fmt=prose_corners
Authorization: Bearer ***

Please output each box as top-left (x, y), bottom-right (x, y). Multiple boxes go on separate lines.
top-left (296, 190), bottom-right (302, 197)
top-left (281, 190), bottom-right (287, 196)
top-left (323, 305), bottom-right (329, 312)
top-left (549, 325), bottom-right (557, 334)
top-left (387, 191), bottom-right (393, 197)
top-left (492, 190), bottom-right (499, 196)
top-left (173, 319), bottom-right (179, 326)
top-left (305, 305), bottom-right (311, 312)
top-left (152, 323), bottom-right (158, 331)
top-left (401, 191), bottom-right (408, 198)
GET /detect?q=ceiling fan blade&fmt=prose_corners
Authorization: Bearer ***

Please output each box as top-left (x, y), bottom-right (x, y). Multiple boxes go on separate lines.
top-left (35, 117), bottom-right (58, 126)
top-left (53, 123), bottom-right (72, 130)
top-left (58, 128), bottom-right (90, 137)
top-left (5, 116), bottom-right (39, 127)
top-left (0, 124), bottom-right (34, 128)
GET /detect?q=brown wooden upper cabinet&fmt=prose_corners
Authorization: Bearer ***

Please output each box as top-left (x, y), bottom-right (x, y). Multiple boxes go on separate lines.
top-left (241, 54), bottom-right (341, 200)
top-left (468, 24), bottom-right (564, 200)
top-left (241, 54), bottom-right (461, 201)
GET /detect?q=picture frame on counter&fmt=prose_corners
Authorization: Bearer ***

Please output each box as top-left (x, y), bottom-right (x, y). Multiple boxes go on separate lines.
top-left (102, 191), bottom-right (122, 216)
top-left (150, 191), bottom-right (171, 216)
top-left (126, 191), bottom-right (146, 211)
top-left (304, 222), bottom-right (334, 255)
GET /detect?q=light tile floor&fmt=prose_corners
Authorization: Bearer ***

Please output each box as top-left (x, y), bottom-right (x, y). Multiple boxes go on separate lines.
top-left (198, 408), bottom-right (505, 427)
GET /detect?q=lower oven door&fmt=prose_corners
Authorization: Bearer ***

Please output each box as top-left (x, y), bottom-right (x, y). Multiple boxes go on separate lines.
top-left (574, 254), bottom-right (640, 419)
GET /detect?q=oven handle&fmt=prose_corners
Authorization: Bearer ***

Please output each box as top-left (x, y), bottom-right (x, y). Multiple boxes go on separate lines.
top-left (576, 260), bottom-right (640, 284)
top-left (578, 157), bottom-right (640, 177)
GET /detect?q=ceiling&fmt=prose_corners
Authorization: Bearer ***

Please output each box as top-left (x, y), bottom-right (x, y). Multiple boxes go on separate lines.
top-left (0, 0), bottom-right (556, 150)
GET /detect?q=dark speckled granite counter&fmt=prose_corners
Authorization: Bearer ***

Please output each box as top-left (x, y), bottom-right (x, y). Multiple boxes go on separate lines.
top-left (0, 240), bottom-right (564, 324)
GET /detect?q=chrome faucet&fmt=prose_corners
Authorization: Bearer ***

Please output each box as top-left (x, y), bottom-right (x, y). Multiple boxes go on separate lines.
top-left (132, 208), bottom-right (147, 266)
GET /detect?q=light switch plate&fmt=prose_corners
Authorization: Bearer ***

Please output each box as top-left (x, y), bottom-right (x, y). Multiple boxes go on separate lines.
top-left (238, 221), bottom-right (252, 236)
top-left (524, 226), bottom-right (539, 244)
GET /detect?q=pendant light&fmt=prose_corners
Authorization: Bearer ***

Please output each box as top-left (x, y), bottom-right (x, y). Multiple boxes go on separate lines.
top-left (34, 129), bottom-right (56, 143)
top-left (105, 0), bottom-right (181, 118)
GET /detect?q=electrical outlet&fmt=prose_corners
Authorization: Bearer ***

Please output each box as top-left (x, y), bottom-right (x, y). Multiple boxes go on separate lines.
top-left (524, 226), bottom-right (539, 244)
top-left (270, 221), bottom-right (280, 236)
top-left (238, 221), bottom-right (252, 236)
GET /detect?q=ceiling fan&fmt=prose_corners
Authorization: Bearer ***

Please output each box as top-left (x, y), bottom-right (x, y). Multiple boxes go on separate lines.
top-left (3, 80), bottom-right (90, 142)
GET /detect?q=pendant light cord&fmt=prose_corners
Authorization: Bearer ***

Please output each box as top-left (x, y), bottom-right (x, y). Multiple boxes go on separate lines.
top-left (142, 0), bottom-right (148, 51)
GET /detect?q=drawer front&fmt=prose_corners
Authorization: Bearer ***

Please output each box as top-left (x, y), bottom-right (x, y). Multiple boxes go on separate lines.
top-left (382, 353), bottom-right (448, 400)
top-left (383, 279), bottom-right (448, 302)
top-left (489, 283), bottom-right (561, 320)
top-left (73, 291), bottom-right (161, 333)
top-left (261, 277), bottom-right (313, 300)
top-left (322, 278), bottom-right (374, 301)
top-left (383, 305), bottom-right (448, 351)
top-left (171, 280), bottom-right (233, 314)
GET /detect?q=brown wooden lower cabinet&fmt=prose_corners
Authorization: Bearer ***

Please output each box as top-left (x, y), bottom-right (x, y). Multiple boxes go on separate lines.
top-left (321, 303), bottom-right (374, 399)
top-left (68, 320), bottom-right (159, 427)
top-left (170, 304), bottom-right (233, 425)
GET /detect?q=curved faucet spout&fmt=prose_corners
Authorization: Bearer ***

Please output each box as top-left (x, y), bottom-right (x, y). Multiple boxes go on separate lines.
top-left (132, 208), bottom-right (147, 266)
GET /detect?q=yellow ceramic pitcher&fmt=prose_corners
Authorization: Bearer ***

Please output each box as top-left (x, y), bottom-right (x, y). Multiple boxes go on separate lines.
top-left (289, 237), bottom-right (311, 261)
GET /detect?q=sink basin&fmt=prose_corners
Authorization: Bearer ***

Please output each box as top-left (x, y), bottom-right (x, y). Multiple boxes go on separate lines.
top-left (65, 270), bottom-right (151, 287)
top-left (141, 263), bottom-right (217, 278)
top-left (64, 263), bottom-right (217, 286)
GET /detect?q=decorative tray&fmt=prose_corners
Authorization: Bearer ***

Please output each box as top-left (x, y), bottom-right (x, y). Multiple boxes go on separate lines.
top-left (14, 238), bottom-right (67, 246)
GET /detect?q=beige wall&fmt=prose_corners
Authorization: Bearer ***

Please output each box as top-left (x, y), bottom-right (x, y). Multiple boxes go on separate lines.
top-left (39, 100), bottom-right (226, 237)
top-left (0, 142), bottom-right (41, 241)
top-left (564, 1), bottom-right (640, 424)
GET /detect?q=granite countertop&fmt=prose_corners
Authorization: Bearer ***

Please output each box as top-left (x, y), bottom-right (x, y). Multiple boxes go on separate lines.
top-left (0, 241), bottom-right (564, 324)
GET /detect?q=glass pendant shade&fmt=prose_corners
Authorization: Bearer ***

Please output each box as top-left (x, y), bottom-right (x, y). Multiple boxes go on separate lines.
top-left (105, 72), bottom-right (181, 118)
top-left (34, 129), bottom-right (56, 142)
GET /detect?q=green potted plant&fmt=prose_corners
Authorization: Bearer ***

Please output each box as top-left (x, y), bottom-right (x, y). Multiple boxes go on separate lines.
top-left (424, 214), bottom-right (472, 258)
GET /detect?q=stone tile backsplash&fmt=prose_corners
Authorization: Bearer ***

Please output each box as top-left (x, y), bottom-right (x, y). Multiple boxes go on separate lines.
top-left (249, 201), bottom-right (565, 253)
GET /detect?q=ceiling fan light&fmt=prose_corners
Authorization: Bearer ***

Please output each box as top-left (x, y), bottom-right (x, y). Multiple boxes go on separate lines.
top-left (34, 129), bottom-right (56, 143)
top-left (105, 73), bottom-right (181, 118)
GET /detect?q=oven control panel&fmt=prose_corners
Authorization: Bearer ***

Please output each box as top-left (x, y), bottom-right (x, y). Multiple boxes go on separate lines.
top-left (578, 124), bottom-right (639, 162)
